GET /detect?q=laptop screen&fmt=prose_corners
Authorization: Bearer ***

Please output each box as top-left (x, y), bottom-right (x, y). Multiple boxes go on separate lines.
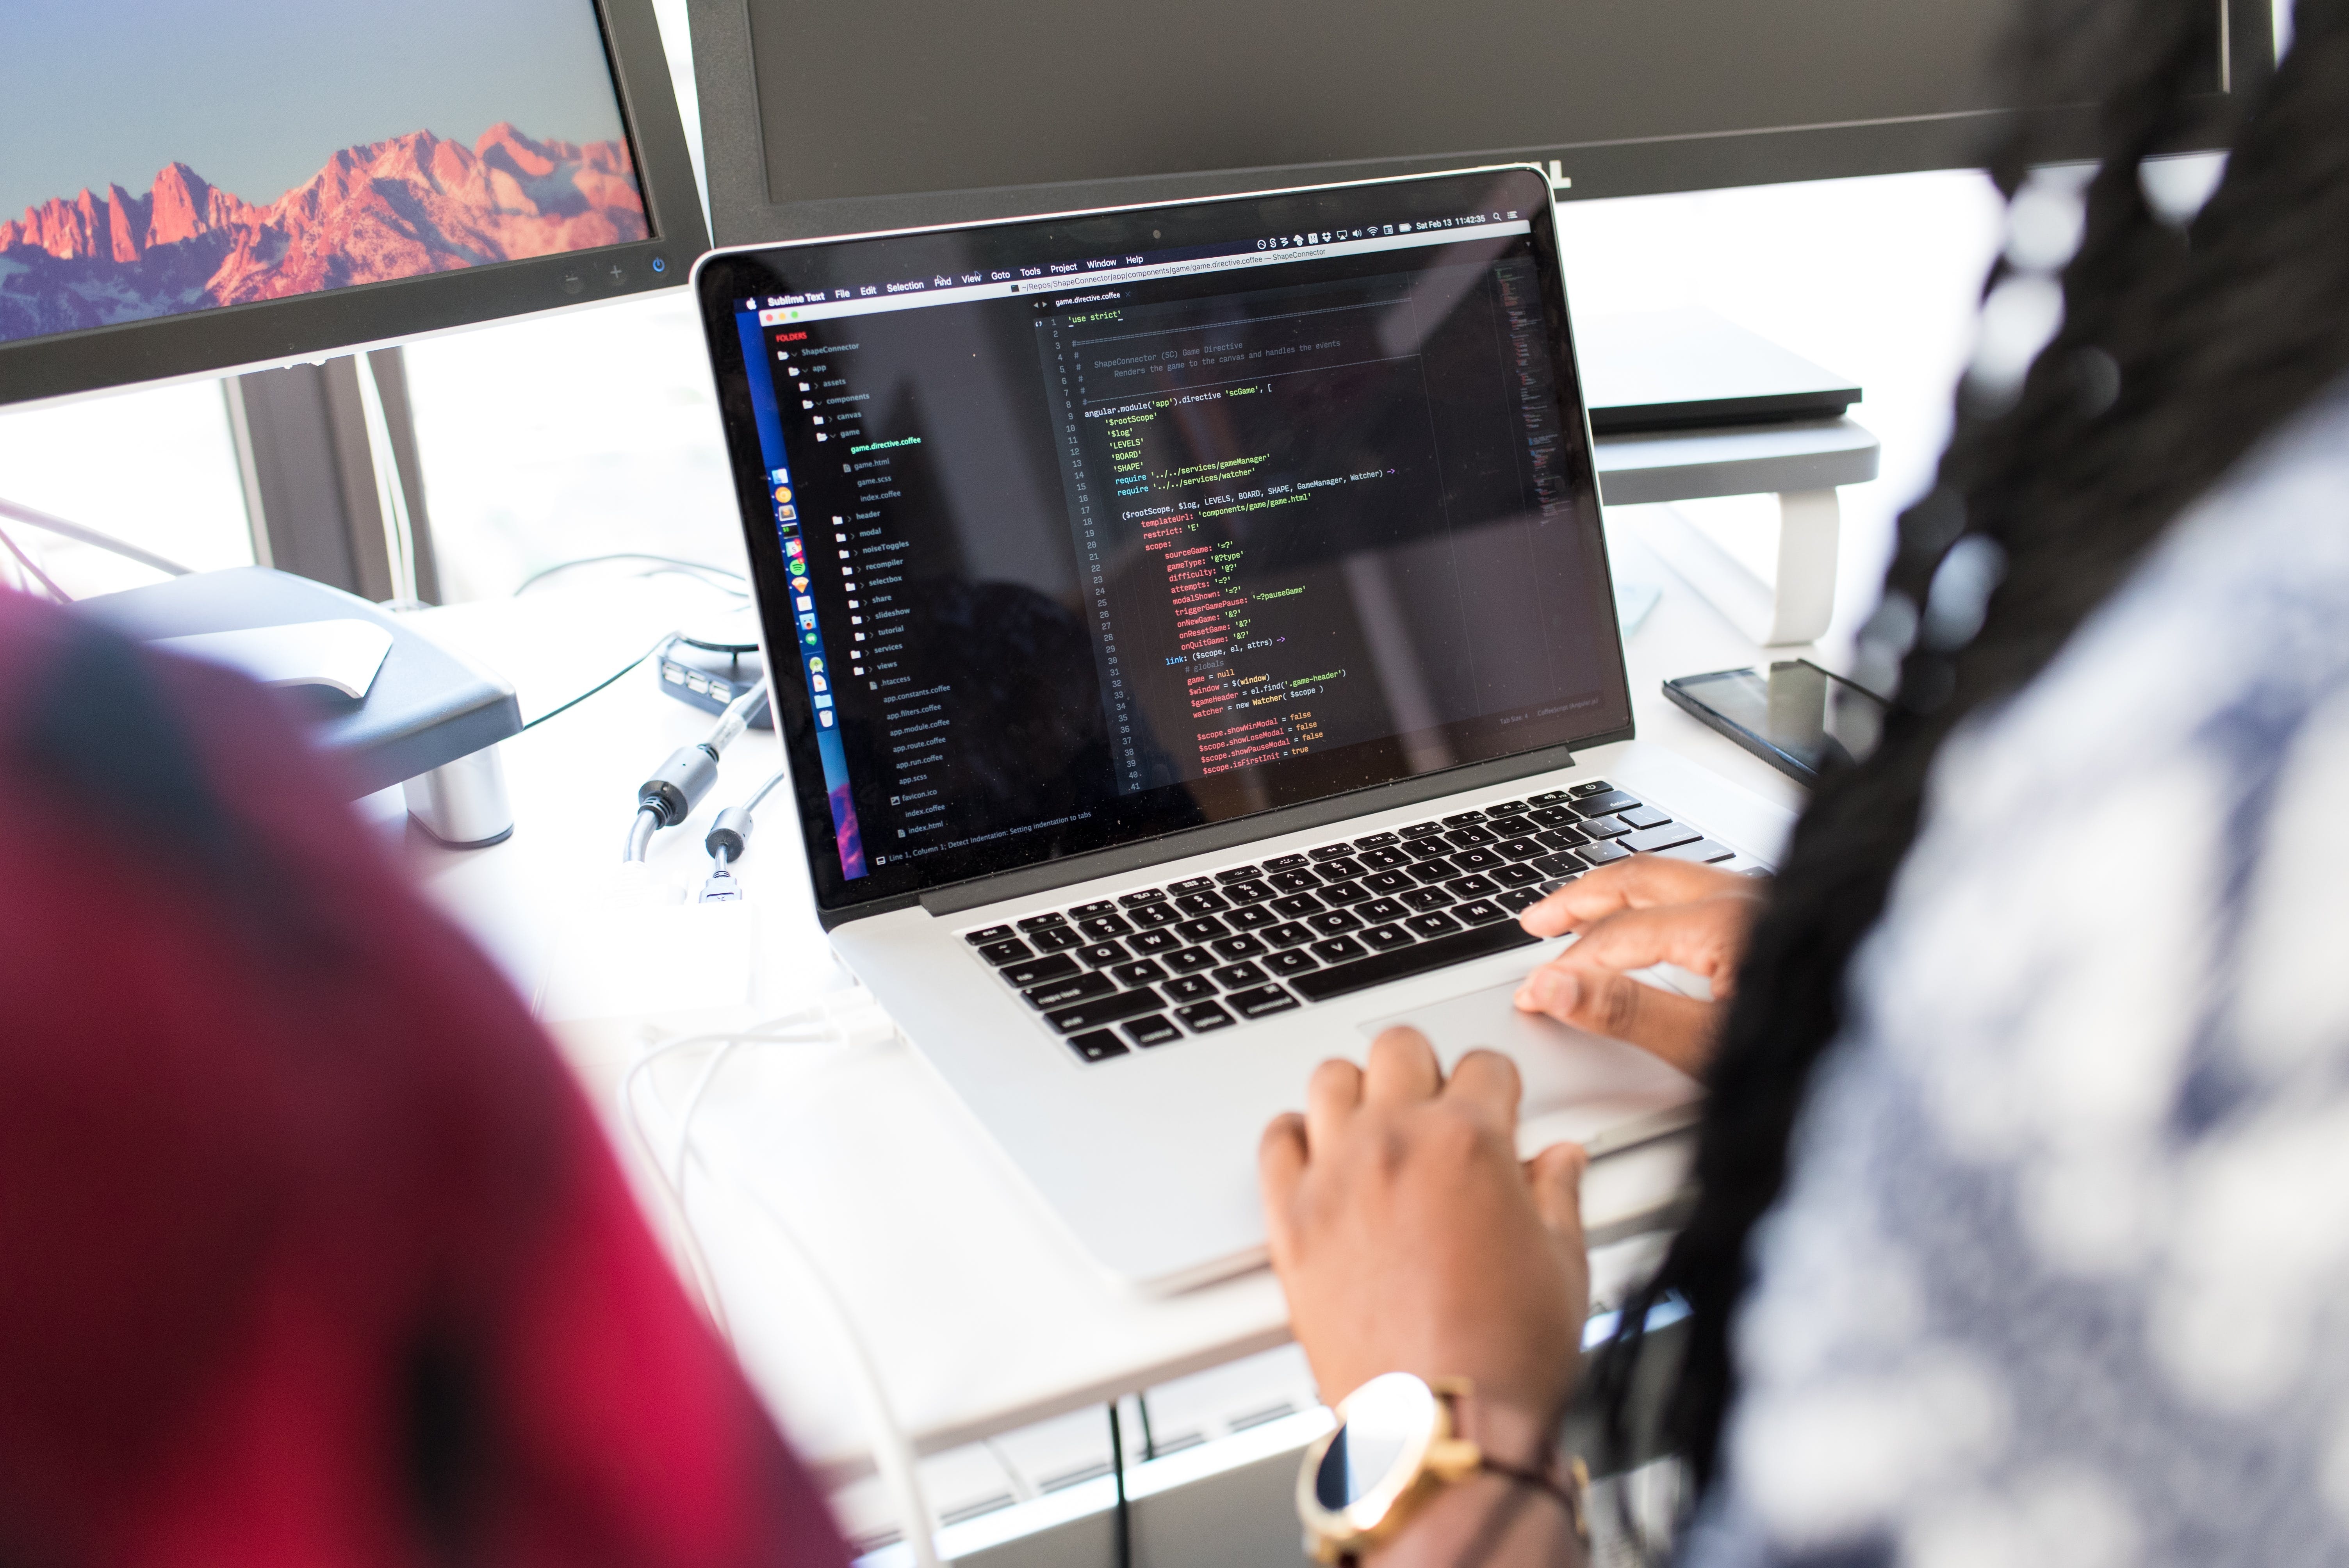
top-left (697, 167), bottom-right (1629, 915)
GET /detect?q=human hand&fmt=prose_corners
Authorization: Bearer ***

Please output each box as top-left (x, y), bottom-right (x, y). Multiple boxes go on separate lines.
top-left (1513, 857), bottom-right (1765, 1076)
top-left (1259, 1028), bottom-right (1590, 1464)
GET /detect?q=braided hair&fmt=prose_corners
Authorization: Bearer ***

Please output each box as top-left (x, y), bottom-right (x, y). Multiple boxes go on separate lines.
top-left (1590, 0), bottom-right (2349, 1502)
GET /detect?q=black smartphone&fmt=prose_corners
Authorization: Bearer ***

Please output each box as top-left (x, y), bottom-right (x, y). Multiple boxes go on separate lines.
top-left (1663, 660), bottom-right (1888, 784)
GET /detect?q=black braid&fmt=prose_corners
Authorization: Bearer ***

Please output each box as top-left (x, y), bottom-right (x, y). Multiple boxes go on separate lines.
top-left (1588, 0), bottom-right (2349, 1515)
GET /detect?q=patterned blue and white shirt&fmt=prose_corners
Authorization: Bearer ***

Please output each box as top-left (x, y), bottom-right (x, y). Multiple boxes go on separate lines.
top-left (1684, 386), bottom-right (2349, 1567)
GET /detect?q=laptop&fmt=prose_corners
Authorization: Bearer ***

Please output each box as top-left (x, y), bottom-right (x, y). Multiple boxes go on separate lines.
top-left (693, 166), bottom-right (1769, 1290)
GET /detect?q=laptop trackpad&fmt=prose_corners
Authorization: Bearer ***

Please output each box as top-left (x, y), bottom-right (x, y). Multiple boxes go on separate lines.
top-left (1361, 981), bottom-right (1702, 1157)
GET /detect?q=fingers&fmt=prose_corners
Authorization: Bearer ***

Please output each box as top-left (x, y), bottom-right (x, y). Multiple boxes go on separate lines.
top-left (1258, 1112), bottom-right (1308, 1255)
top-left (1363, 1026), bottom-right (1442, 1106)
top-left (1525, 1141), bottom-right (1590, 1245)
top-left (1443, 1048), bottom-right (1522, 1131)
top-left (1557, 901), bottom-right (1744, 984)
top-left (1517, 855), bottom-right (1759, 937)
top-left (1514, 961), bottom-right (1720, 1075)
top-left (1306, 1054), bottom-right (1365, 1149)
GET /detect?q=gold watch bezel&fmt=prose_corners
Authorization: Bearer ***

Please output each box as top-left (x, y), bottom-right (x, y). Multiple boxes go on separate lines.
top-left (1296, 1373), bottom-right (1483, 1563)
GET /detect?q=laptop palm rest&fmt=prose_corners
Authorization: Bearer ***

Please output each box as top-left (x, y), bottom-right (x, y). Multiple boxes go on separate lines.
top-left (1361, 981), bottom-right (1703, 1160)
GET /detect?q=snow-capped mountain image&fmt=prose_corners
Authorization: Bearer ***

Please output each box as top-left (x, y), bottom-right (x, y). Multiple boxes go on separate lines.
top-left (0, 124), bottom-right (646, 346)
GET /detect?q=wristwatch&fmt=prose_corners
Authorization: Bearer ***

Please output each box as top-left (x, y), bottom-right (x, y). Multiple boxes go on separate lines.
top-left (1296, 1373), bottom-right (1587, 1564)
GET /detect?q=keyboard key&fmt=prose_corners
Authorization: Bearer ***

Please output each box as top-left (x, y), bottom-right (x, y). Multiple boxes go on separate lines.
top-left (1111, 958), bottom-right (1169, 986)
top-left (1406, 861), bottom-right (1458, 885)
top-left (1357, 846), bottom-right (1411, 871)
top-left (1261, 853), bottom-right (1308, 872)
top-left (1227, 905), bottom-right (1278, 930)
top-left (1581, 840), bottom-right (1633, 866)
top-left (1400, 821), bottom-right (1446, 839)
top-left (977, 937), bottom-right (1034, 965)
top-left (1177, 1000), bottom-right (1237, 1033)
top-left (1535, 825), bottom-right (1591, 849)
top-left (1306, 909), bottom-right (1362, 935)
top-left (1528, 789), bottom-right (1571, 805)
top-left (1568, 780), bottom-right (1616, 797)
top-left (1214, 864), bottom-right (1265, 884)
top-left (1494, 837), bottom-right (1545, 861)
top-left (1122, 1015), bottom-right (1183, 1048)
top-left (1002, 953), bottom-right (1080, 988)
top-left (1175, 890), bottom-right (1232, 914)
top-left (1271, 893), bottom-right (1326, 918)
top-left (1623, 823), bottom-right (1701, 853)
top-left (1117, 889), bottom-right (1167, 909)
top-left (1353, 831), bottom-right (1399, 848)
top-left (1450, 847), bottom-right (1504, 873)
top-left (1129, 900), bottom-right (1181, 928)
top-left (1267, 949), bottom-right (1320, 978)
top-left (1360, 897), bottom-right (1410, 922)
top-left (1077, 914), bottom-right (1134, 939)
top-left (1362, 923), bottom-right (1415, 952)
top-left (1077, 940), bottom-right (1130, 967)
top-left (1363, 870), bottom-right (1414, 895)
top-left (1224, 879), bottom-right (1278, 905)
top-left (1211, 934), bottom-right (1268, 960)
top-left (1046, 985), bottom-right (1167, 1034)
top-left (1442, 811), bottom-right (1488, 827)
top-left (1446, 825), bottom-right (1498, 847)
top-left (1024, 971), bottom-right (1116, 1009)
top-left (1174, 916), bottom-right (1229, 943)
top-left (1446, 874), bottom-right (1502, 899)
top-left (1483, 800), bottom-right (1528, 817)
top-left (1658, 837), bottom-right (1736, 864)
top-left (1492, 863), bottom-right (1543, 888)
top-left (1574, 791), bottom-right (1642, 818)
top-left (1228, 984), bottom-right (1301, 1020)
top-left (1265, 921), bottom-right (1314, 949)
top-left (1581, 816), bottom-right (1633, 840)
top-left (1406, 912), bottom-right (1463, 938)
top-left (1308, 843), bottom-right (1355, 861)
top-left (1526, 805), bottom-right (1579, 829)
top-left (1168, 876), bottom-right (1215, 894)
top-left (1497, 887), bottom-right (1545, 913)
top-left (1069, 900), bottom-right (1116, 919)
top-left (1212, 960), bottom-right (1271, 989)
top-left (965, 925), bottom-right (1015, 944)
top-left (1454, 899), bottom-right (1508, 926)
top-left (1401, 886), bottom-right (1455, 912)
top-left (1030, 926), bottom-right (1085, 952)
top-left (1067, 1029), bottom-right (1128, 1063)
top-left (1618, 805), bottom-right (1672, 830)
top-left (1405, 837), bottom-right (1454, 861)
top-left (1530, 852), bottom-right (1586, 878)
top-left (1017, 912), bottom-right (1070, 933)
top-left (1310, 935), bottom-right (1369, 963)
top-left (1318, 880), bottom-right (1371, 906)
top-left (1128, 928), bottom-right (1181, 954)
top-left (1290, 921), bottom-right (1542, 1003)
top-left (1268, 870), bottom-right (1321, 894)
top-left (1317, 857), bottom-right (1368, 881)
top-left (1487, 816), bottom-right (1537, 838)
top-left (1165, 945), bottom-right (1218, 974)
top-left (1164, 975), bottom-right (1218, 1003)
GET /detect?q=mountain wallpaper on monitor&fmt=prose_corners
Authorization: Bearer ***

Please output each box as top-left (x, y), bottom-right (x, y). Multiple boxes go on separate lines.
top-left (0, 124), bottom-right (647, 346)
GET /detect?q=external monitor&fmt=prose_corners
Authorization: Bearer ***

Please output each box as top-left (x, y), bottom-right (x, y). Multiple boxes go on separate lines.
top-left (688, 0), bottom-right (2269, 244)
top-left (0, 0), bottom-right (709, 409)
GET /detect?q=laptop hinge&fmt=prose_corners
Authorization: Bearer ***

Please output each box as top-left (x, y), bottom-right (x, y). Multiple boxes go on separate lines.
top-left (914, 741), bottom-right (1600, 921)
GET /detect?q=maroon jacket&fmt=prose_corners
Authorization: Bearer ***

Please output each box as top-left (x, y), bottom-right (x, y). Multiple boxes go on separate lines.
top-left (0, 589), bottom-right (850, 1567)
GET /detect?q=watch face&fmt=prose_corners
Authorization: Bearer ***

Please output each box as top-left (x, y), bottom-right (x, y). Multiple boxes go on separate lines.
top-left (1311, 1373), bottom-right (1440, 1523)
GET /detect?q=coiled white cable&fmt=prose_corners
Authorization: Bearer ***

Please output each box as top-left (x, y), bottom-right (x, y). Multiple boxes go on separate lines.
top-left (619, 995), bottom-right (945, 1568)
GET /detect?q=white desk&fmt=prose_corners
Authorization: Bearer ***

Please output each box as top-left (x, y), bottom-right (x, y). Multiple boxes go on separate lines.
top-left (390, 510), bottom-right (1815, 1496)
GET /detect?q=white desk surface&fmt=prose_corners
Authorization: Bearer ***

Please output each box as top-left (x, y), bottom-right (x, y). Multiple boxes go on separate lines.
top-left (395, 512), bottom-right (1812, 1479)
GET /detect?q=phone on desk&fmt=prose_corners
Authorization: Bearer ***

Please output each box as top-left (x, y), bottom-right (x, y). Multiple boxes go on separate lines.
top-left (1664, 660), bottom-right (1889, 784)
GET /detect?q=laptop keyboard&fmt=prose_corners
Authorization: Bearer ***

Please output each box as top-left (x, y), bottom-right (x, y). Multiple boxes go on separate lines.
top-left (960, 781), bottom-right (1737, 1064)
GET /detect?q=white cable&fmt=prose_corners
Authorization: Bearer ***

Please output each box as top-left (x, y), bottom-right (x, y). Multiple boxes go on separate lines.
top-left (706, 678), bottom-right (768, 756)
top-left (619, 995), bottom-right (944, 1568)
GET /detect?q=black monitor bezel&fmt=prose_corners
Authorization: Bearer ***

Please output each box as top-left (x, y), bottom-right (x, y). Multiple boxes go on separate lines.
top-left (0, 0), bottom-right (710, 408)
top-left (687, 0), bottom-right (2269, 246)
top-left (695, 164), bottom-right (1633, 927)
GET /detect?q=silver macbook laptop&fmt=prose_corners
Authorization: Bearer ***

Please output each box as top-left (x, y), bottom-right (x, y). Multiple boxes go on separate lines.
top-left (693, 167), bottom-right (1765, 1290)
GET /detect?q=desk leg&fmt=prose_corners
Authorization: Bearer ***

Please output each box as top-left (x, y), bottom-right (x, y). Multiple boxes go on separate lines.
top-left (1636, 488), bottom-right (1840, 647)
top-left (404, 743), bottom-right (515, 848)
